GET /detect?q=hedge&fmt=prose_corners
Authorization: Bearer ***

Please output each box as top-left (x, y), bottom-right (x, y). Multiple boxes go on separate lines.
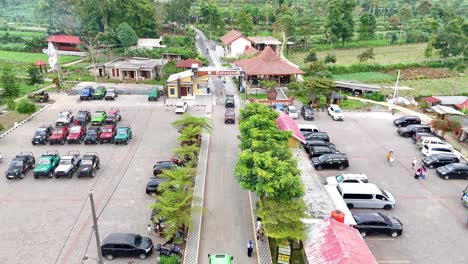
top-left (16, 99), bottom-right (37, 114)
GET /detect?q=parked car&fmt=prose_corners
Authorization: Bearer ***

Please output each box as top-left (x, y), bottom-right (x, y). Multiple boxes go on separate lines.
top-left (77, 152), bottom-right (100, 178)
top-left (105, 88), bottom-right (117, 100)
top-left (299, 124), bottom-right (320, 136)
top-left (397, 124), bottom-right (431, 137)
top-left (274, 103), bottom-right (285, 112)
top-left (175, 101), bottom-right (188, 114)
top-left (308, 146), bottom-right (340, 158)
top-left (148, 88), bottom-right (159, 101)
top-left (101, 233), bottom-right (154, 260)
top-left (462, 185), bottom-right (468, 207)
top-left (312, 153), bottom-right (349, 171)
top-left (5, 152), bottom-right (35, 179)
top-left (303, 140), bottom-right (336, 149)
top-left (99, 125), bottom-right (116, 144)
top-left (146, 178), bottom-right (168, 194)
top-left (436, 163), bottom-right (468, 180)
top-left (33, 151), bottom-right (60, 178)
top-left (55, 111), bottom-right (74, 126)
top-left (31, 125), bottom-right (53, 145)
top-left (337, 183), bottom-right (396, 210)
top-left (326, 173), bottom-right (369, 185)
top-left (422, 153), bottom-right (459, 169)
top-left (304, 132), bottom-right (330, 142)
top-left (393, 115), bottom-right (421, 127)
top-left (328, 104), bottom-right (344, 121)
top-left (49, 126), bottom-right (69, 145)
top-left (421, 143), bottom-right (456, 157)
top-left (91, 110), bottom-right (107, 125)
top-left (84, 126), bottom-right (101, 144)
top-left (209, 254), bottom-right (234, 264)
top-left (153, 161), bottom-right (179, 175)
top-left (225, 95), bottom-right (235, 108)
top-left (104, 109), bottom-right (122, 124)
top-left (416, 136), bottom-right (446, 148)
top-left (27, 91), bottom-right (49, 102)
top-left (224, 109), bottom-right (235, 124)
top-left (67, 125), bottom-right (87, 144)
top-left (301, 105), bottom-right (315, 120)
top-left (75, 110), bottom-right (91, 125)
top-left (352, 212), bottom-right (403, 238)
top-left (54, 152), bottom-right (81, 178)
top-left (412, 131), bottom-right (441, 143)
top-left (287, 105), bottom-right (299, 119)
top-left (114, 126), bottom-right (132, 144)
top-left (92, 86), bottom-right (106, 99)
top-left (80, 86), bottom-right (94, 100)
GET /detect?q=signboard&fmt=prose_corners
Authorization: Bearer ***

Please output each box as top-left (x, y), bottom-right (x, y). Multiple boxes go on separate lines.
top-left (215, 70), bottom-right (239, 76)
top-left (277, 243), bottom-right (291, 264)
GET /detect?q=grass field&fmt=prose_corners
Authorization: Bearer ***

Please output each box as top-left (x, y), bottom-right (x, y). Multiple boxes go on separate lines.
top-left (0, 51), bottom-right (79, 64)
top-left (333, 72), bottom-right (396, 83)
top-left (288, 43), bottom-right (428, 67)
top-left (0, 30), bottom-right (46, 39)
top-left (0, 111), bottom-right (30, 132)
top-left (398, 75), bottom-right (468, 97)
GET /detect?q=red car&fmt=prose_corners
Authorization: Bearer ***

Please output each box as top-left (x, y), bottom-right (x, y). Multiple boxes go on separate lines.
top-left (67, 125), bottom-right (87, 144)
top-left (49, 126), bottom-right (69, 145)
top-left (99, 125), bottom-right (116, 144)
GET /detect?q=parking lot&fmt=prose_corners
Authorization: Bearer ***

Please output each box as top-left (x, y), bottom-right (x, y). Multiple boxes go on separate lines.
top-left (299, 111), bottom-right (468, 264)
top-left (0, 93), bottom-right (205, 263)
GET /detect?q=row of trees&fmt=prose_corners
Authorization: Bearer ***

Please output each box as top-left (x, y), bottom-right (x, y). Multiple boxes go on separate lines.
top-left (235, 103), bottom-right (306, 241)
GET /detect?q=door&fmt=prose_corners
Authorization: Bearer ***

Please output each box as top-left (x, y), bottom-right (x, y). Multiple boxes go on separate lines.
top-left (181, 86), bottom-right (188, 96)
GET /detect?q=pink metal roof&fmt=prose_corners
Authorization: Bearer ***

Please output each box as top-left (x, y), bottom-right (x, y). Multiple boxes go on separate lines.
top-left (275, 110), bottom-right (306, 144)
top-left (305, 219), bottom-right (377, 264)
top-left (176, 58), bottom-right (203, 68)
top-left (46, 35), bottom-right (81, 44)
top-left (456, 99), bottom-right (468, 110)
top-left (422, 96), bottom-right (441, 103)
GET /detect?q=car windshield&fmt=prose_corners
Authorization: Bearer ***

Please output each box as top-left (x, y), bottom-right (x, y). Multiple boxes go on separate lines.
top-left (107, 114), bottom-right (116, 118)
top-left (334, 109), bottom-right (343, 113)
top-left (102, 128), bottom-right (113, 132)
top-left (117, 129), bottom-right (127, 134)
top-left (38, 159), bottom-right (51, 165)
top-left (379, 188), bottom-right (389, 199)
top-left (35, 129), bottom-right (46, 135)
top-left (318, 155), bottom-right (329, 162)
top-left (70, 127), bottom-right (81, 133)
top-left (59, 159), bottom-right (71, 165)
top-left (176, 105), bottom-right (184, 108)
top-left (77, 112), bottom-right (86, 117)
top-left (107, 91), bottom-right (115, 95)
top-left (289, 108), bottom-right (297, 113)
top-left (81, 159), bottom-right (93, 165)
top-left (93, 113), bottom-right (103, 118)
top-left (53, 129), bottom-right (63, 134)
top-left (11, 160), bottom-right (23, 167)
top-left (87, 130), bottom-right (96, 135)
top-left (58, 113), bottom-right (68, 118)
top-left (335, 174), bottom-right (345, 183)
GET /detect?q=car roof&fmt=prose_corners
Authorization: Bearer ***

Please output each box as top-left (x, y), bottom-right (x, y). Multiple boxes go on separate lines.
top-left (400, 115), bottom-right (419, 119)
top-left (420, 136), bottom-right (441, 141)
top-left (321, 153), bottom-right (347, 159)
top-left (337, 173), bottom-right (368, 179)
top-left (299, 124), bottom-right (319, 130)
top-left (209, 254), bottom-right (232, 263)
top-left (157, 161), bottom-right (174, 165)
top-left (13, 155), bottom-right (28, 161)
top-left (352, 212), bottom-right (386, 223)
top-left (102, 233), bottom-right (138, 245)
top-left (176, 102), bottom-right (185, 106)
top-left (82, 155), bottom-right (97, 159)
top-left (429, 153), bottom-right (458, 159)
top-left (450, 163), bottom-right (468, 169)
top-left (311, 146), bottom-right (332, 150)
top-left (60, 155), bottom-right (75, 159)
top-left (339, 182), bottom-right (382, 194)
top-left (424, 143), bottom-right (451, 148)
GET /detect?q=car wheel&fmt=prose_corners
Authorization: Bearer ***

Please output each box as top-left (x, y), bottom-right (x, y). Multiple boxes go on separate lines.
top-left (124, 140), bottom-right (128, 145)
top-left (390, 231), bottom-right (399, 238)
top-left (383, 204), bottom-right (392, 210)
top-left (105, 254), bottom-right (114, 260)
top-left (19, 173), bottom-right (24, 179)
top-left (360, 232), bottom-right (367, 238)
top-left (34, 175), bottom-right (38, 179)
top-left (146, 190), bottom-right (150, 194)
top-left (48, 171), bottom-right (54, 178)
top-left (429, 164), bottom-right (434, 169)
top-left (347, 203), bottom-right (354, 209)
top-left (316, 165), bottom-right (323, 171)
top-left (97, 164), bottom-right (101, 169)
top-left (444, 175), bottom-right (449, 180)
top-left (138, 254), bottom-right (147, 260)
top-left (55, 174), bottom-right (60, 178)
top-left (31, 163), bottom-right (35, 168)
top-left (99, 140), bottom-right (103, 144)
top-left (91, 171), bottom-right (95, 178)
top-left (338, 165), bottom-right (345, 171)
top-left (32, 142), bottom-right (36, 146)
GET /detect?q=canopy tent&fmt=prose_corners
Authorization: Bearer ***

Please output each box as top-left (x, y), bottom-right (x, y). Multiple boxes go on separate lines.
top-left (431, 105), bottom-right (464, 116)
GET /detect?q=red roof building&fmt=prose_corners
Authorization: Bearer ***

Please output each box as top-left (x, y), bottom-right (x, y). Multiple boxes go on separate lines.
top-left (220, 29), bottom-right (252, 58)
top-left (33, 59), bottom-right (46, 66)
top-left (176, 58), bottom-right (204, 69)
top-left (243, 46), bottom-right (258, 56)
top-left (46, 35), bottom-right (81, 51)
top-left (305, 218), bottom-right (377, 264)
top-left (220, 29), bottom-right (246, 45)
top-left (456, 99), bottom-right (468, 110)
top-left (275, 110), bottom-right (305, 148)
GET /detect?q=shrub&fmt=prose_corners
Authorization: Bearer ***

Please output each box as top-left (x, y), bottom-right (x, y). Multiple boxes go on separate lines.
top-left (7, 100), bottom-right (16, 110)
top-left (159, 255), bottom-right (180, 264)
top-left (363, 92), bottom-right (385, 101)
top-left (16, 99), bottom-right (37, 114)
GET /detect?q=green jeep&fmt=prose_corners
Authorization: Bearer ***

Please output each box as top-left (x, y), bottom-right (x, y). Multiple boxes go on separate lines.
top-left (92, 86), bottom-right (106, 100)
top-left (114, 126), bottom-right (133, 144)
top-left (208, 254), bottom-right (233, 264)
top-left (91, 111), bottom-right (107, 125)
top-left (34, 151), bottom-right (60, 178)
top-left (148, 88), bottom-right (159, 101)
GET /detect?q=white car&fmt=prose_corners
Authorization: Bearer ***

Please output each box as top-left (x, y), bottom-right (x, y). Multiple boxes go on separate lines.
top-left (421, 143), bottom-right (459, 158)
top-left (287, 106), bottom-right (299, 119)
top-left (56, 111), bottom-right (74, 126)
top-left (298, 124), bottom-right (320, 135)
top-left (54, 153), bottom-right (81, 178)
top-left (175, 102), bottom-right (188, 114)
top-left (328, 104), bottom-right (344, 121)
top-left (326, 173), bottom-right (369, 185)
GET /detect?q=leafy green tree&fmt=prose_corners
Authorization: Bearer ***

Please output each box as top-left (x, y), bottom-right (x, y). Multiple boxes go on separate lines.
top-left (0, 66), bottom-right (19, 98)
top-left (398, 5), bottom-right (413, 37)
top-left (304, 49), bottom-right (318, 63)
top-left (357, 48), bottom-right (376, 62)
top-left (324, 53), bottom-right (337, 64)
top-left (199, 2), bottom-right (223, 32)
top-left (434, 18), bottom-right (466, 58)
top-left (258, 80), bottom-right (276, 89)
top-left (237, 8), bottom-right (254, 35)
top-left (358, 12), bottom-right (376, 40)
top-left (325, 0), bottom-right (356, 45)
top-left (171, 114), bottom-right (212, 133)
top-left (16, 99), bottom-right (37, 114)
top-left (116, 22), bottom-right (139, 53)
top-left (417, 0), bottom-right (433, 16)
top-left (27, 66), bottom-right (44, 86)
top-left (273, 14), bottom-right (295, 37)
top-left (424, 42), bottom-right (434, 60)
top-left (165, 0), bottom-right (192, 24)
top-left (173, 145), bottom-right (200, 167)
top-left (157, 167), bottom-right (196, 193)
top-left (178, 125), bottom-right (201, 146)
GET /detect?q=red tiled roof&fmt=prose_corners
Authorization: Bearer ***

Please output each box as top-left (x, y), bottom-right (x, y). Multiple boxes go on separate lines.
top-left (305, 219), bottom-right (377, 264)
top-left (234, 46), bottom-right (304, 76)
top-left (275, 110), bottom-right (306, 144)
top-left (176, 58), bottom-right (203, 68)
top-left (34, 59), bottom-right (46, 66)
top-left (456, 99), bottom-right (468, 110)
top-left (220, 29), bottom-right (248, 45)
top-left (422, 96), bottom-right (441, 103)
top-left (46, 35), bottom-right (81, 45)
top-left (243, 46), bottom-right (258, 56)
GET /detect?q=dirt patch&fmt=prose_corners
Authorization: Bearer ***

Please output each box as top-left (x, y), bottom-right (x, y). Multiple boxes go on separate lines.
top-left (386, 67), bottom-right (456, 80)
top-left (0, 111), bottom-right (30, 132)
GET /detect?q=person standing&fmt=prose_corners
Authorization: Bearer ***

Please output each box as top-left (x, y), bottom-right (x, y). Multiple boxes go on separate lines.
top-left (147, 224), bottom-right (152, 235)
top-left (412, 158), bottom-right (418, 169)
top-left (247, 240), bottom-right (254, 257)
top-left (386, 151), bottom-right (394, 166)
top-left (419, 166), bottom-right (427, 180)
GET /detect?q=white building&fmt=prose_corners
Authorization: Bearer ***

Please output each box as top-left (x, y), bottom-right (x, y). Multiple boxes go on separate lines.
top-left (220, 29), bottom-right (252, 58)
top-left (134, 38), bottom-right (166, 49)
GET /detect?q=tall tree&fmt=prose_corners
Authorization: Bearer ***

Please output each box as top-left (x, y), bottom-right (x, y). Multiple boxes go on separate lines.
top-left (434, 18), bottom-right (467, 58)
top-left (27, 66), bottom-right (44, 86)
top-left (199, 2), bottom-right (223, 32)
top-left (237, 8), bottom-right (254, 35)
top-left (417, 0), bottom-right (432, 16)
top-left (358, 12), bottom-right (377, 40)
top-left (116, 22), bottom-right (139, 54)
top-left (1, 66), bottom-right (20, 98)
top-left (165, 0), bottom-right (192, 24)
top-left (325, 0), bottom-right (356, 45)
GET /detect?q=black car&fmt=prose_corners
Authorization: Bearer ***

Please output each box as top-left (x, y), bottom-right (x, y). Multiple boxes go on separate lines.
top-left (303, 140), bottom-right (336, 150)
top-left (146, 178), bottom-right (168, 194)
top-left (5, 152), bottom-right (35, 179)
top-left (312, 153), bottom-right (349, 171)
top-left (397, 124), bottom-right (431, 137)
top-left (308, 146), bottom-right (340, 158)
top-left (77, 153), bottom-right (100, 177)
top-left (352, 212), bottom-right (403, 238)
top-left (436, 163), bottom-right (468, 180)
top-left (393, 115), bottom-right (421, 127)
top-left (304, 132), bottom-right (330, 142)
top-left (153, 161), bottom-right (178, 175)
top-left (412, 131), bottom-right (441, 143)
top-left (101, 233), bottom-right (154, 260)
top-left (422, 153), bottom-right (459, 169)
top-left (75, 110), bottom-right (91, 125)
top-left (225, 95), bottom-right (235, 108)
top-left (31, 125), bottom-right (53, 145)
top-left (84, 126), bottom-right (101, 144)
top-left (301, 105), bottom-right (315, 120)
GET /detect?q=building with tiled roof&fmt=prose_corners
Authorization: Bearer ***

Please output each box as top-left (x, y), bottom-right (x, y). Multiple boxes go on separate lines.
top-left (243, 46), bottom-right (258, 56)
top-left (249, 36), bottom-right (282, 54)
top-left (176, 58), bottom-right (204, 69)
top-left (220, 29), bottom-right (252, 58)
top-left (46, 35), bottom-right (81, 51)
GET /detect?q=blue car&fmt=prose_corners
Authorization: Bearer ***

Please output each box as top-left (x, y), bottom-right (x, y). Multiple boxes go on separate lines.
top-left (274, 104), bottom-right (285, 112)
top-left (80, 86), bottom-right (95, 100)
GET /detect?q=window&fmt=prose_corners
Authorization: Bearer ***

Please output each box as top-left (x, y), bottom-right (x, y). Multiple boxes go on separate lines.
top-left (112, 69), bottom-right (115, 77)
top-left (343, 193), bottom-right (373, 199)
top-left (376, 194), bottom-right (388, 200)
top-left (170, 88), bottom-right (175, 95)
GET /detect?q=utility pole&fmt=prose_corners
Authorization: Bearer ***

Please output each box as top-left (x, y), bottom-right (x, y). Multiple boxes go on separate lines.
top-left (390, 70), bottom-right (401, 113)
top-left (89, 191), bottom-right (104, 264)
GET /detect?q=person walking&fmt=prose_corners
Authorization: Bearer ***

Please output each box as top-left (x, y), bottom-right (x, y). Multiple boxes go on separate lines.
top-left (412, 158), bottom-right (418, 169)
top-left (147, 224), bottom-right (152, 236)
top-left (247, 240), bottom-right (254, 257)
top-left (419, 166), bottom-right (427, 180)
top-left (386, 151), bottom-right (394, 166)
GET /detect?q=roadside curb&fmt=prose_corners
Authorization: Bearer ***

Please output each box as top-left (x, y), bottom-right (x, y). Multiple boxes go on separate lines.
top-left (0, 104), bottom-right (49, 139)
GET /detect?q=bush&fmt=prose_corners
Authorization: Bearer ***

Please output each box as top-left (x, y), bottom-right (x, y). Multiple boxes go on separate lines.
top-left (363, 92), bottom-right (385, 101)
top-left (16, 99), bottom-right (37, 114)
top-left (159, 255), bottom-right (180, 264)
top-left (7, 100), bottom-right (16, 110)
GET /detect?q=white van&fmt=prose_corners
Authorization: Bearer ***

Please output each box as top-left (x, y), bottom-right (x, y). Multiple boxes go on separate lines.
top-left (416, 136), bottom-right (445, 149)
top-left (326, 173), bottom-right (369, 185)
top-left (287, 106), bottom-right (299, 119)
top-left (336, 183), bottom-right (396, 210)
top-left (298, 124), bottom-right (319, 135)
top-left (421, 143), bottom-right (456, 157)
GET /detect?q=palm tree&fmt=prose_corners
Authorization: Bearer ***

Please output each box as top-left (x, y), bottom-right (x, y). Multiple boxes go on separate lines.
top-left (173, 145), bottom-right (200, 167)
top-left (171, 113), bottom-right (212, 133)
top-left (157, 167), bottom-right (196, 193)
top-left (178, 125), bottom-right (201, 146)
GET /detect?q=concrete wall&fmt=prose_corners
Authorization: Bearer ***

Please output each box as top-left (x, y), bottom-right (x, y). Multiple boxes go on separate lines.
top-left (227, 37), bottom-right (251, 58)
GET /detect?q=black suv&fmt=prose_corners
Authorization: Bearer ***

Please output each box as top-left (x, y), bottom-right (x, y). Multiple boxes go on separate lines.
top-left (77, 153), bottom-right (100, 177)
top-left (422, 153), bottom-right (459, 169)
top-left (397, 124), bottom-right (431, 137)
top-left (31, 125), bottom-right (53, 145)
top-left (304, 132), bottom-right (330, 142)
top-left (225, 95), bottom-right (235, 108)
top-left (153, 161), bottom-right (178, 175)
top-left (5, 152), bottom-right (35, 179)
top-left (312, 153), bottom-right (349, 171)
top-left (436, 163), bottom-right (468, 180)
top-left (303, 140), bottom-right (336, 149)
top-left (308, 146), bottom-right (340, 158)
top-left (146, 178), bottom-right (168, 194)
top-left (412, 131), bottom-right (441, 143)
top-left (101, 233), bottom-right (154, 260)
top-left (301, 105), bottom-right (315, 120)
top-left (393, 115), bottom-right (421, 127)
top-left (84, 126), bottom-right (101, 144)
top-left (75, 110), bottom-right (91, 125)
top-left (352, 212), bottom-right (403, 238)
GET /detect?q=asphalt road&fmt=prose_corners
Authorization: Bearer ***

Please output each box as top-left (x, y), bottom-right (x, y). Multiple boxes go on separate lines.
top-left (0, 93), bottom-right (205, 264)
top-left (298, 111), bottom-right (468, 264)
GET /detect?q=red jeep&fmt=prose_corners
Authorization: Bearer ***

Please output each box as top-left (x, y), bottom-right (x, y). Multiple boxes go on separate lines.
top-left (49, 126), bottom-right (69, 145)
top-left (99, 125), bottom-right (116, 144)
top-left (67, 125), bottom-right (87, 144)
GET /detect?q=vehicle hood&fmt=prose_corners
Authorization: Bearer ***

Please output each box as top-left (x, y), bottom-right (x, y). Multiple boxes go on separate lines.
top-left (68, 132), bottom-right (82, 138)
top-left (81, 90), bottom-right (91, 95)
top-left (50, 133), bottom-right (64, 139)
top-left (384, 189), bottom-right (396, 204)
top-left (311, 157), bottom-right (320, 164)
top-left (437, 166), bottom-right (449, 174)
top-left (85, 134), bottom-right (97, 139)
top-left (398, 127), bottom-right (410, 133)
top-left (139, 237), bottom-right (153, 250)
top-left (34, 164), bottom-right (51, 172)
top-left (91, 117), bottom-right (103, 121)
top-left (422, 156), bottom-right (433, 164)
top-left (33, 134), bottom-right (46, 140)
top-left (100, 132), bottom-right (114, 138)
top-left (6, 166), bottom-right (21, 174)
top-left (56, 117), bottom-right (69, 122)
top-left (114, 133), bottom-right (128, 140)
top-left (76, 116), bottom-right (87, 121)
top-left (55, 164), bottom-right (72, 172)
top-left (389, 216), bottom-right (403, 227)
